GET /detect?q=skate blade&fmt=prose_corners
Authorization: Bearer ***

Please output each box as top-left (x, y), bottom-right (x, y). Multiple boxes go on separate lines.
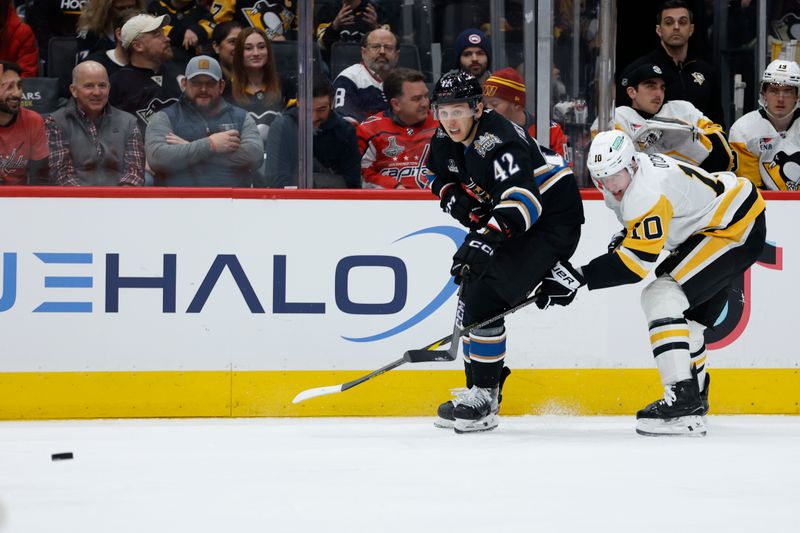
top-left (635, 415), bottom-right (707, 437)
top-left (433, 417), bottom-right (454, 429)
top-left (453, 414), bottom-right (499, 434)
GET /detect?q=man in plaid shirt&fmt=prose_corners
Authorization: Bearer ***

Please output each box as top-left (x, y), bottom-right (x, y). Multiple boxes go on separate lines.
top-left (45, 61), bottom-right (145, 186)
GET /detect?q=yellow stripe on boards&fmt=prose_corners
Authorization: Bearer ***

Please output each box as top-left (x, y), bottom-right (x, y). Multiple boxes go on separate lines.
top-left (0, 369), bottom-right (798, 419)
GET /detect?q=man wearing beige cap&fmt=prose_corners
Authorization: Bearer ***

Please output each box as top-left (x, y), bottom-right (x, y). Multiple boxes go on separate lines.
top-left (482, 66), bottom-right (570, 159)
top-left (145, 55), bottom-right (263, 187)
top-left (109, 13), bottom-right (182, 131)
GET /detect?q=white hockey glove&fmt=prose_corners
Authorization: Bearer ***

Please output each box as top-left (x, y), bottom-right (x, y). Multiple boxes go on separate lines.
top-left (534, 261), bottom-right (586, 310)
top-left (635, 117), bottom-right (699, 153)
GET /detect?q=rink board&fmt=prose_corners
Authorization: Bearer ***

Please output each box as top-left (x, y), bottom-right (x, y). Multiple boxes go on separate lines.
top-left (0, 188), bottom-right (797, 418)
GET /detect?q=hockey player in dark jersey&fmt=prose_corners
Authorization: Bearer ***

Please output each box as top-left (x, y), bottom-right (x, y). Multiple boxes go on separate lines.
top-left (427, 71), bottom-right (584, 433)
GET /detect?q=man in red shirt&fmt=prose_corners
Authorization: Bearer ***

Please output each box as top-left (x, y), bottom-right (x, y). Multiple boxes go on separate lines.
top-left (0, 0), bottom-right (38, 78)
top-left (357, 67), bottom-right (438, 189)
top-left (482, 67), bottom-right (570, 161)
top-left (0, 62), bottom-right (48, 185)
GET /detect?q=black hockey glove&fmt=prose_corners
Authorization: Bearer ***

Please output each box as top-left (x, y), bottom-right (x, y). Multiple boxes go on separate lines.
top-left (607, 229), bottom-right (626, 253)
top-left (450, 230), bottom-right (504, 284)
top-left (534, 261), bottom-right (586, 309)
top-left (440, 184), bottom-right (490, 230)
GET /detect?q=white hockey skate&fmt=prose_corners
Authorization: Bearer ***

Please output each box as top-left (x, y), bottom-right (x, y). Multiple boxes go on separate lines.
top-left (453, 386), bottom-right (499, 434)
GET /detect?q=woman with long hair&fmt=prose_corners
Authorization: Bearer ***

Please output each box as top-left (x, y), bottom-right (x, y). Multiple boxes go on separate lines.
top-left (227, 27), bottom-right (285, 142)
top-left (211, 20), bottom-right (242, 84)
top-left (77, 0), bottom-right (146, 60)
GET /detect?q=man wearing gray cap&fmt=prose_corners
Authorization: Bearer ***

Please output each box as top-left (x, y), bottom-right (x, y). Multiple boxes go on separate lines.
top-left (592, 61), bottom-right (734, 173)
top-left (145, 55), bottom-right (263, 187)
top-left (109, 13), bottom-right (182, 131)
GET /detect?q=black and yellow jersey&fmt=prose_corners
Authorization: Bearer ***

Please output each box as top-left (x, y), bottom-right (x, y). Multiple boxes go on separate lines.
top-left (211, 0), bottom-right (296, 40)
top-left (149, 0), bottom-right (214, 42)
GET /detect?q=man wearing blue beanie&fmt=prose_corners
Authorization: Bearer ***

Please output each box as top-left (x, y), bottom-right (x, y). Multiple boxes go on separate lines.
top-left (454, 28), bottom-right (491, 84)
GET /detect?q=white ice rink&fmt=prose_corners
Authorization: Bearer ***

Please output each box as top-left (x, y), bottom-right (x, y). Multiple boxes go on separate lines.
top-left (1, 416), bottom-right (799, 533)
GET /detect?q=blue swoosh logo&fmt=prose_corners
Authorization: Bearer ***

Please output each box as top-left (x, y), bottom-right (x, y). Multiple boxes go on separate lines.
top-left (342, 225), bottom-right (466, 343)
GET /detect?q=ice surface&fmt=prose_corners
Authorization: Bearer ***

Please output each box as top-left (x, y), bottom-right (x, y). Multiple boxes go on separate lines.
top-left (1, 416), bottom-right (798, 532)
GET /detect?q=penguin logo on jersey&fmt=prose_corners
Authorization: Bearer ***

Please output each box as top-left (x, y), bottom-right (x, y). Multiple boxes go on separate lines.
top-left (241, 0), bottom-right (294, 39)
top-left (765, 151), bottom-right (800, 190)
top-left (382, 136), bottom-right (405, 157)
top-left (136, 97), bottom-right (179, 124)
top-left (691, 72), bottom-right (705, 85)
top-left (637, 129), bottom-right (664, 150)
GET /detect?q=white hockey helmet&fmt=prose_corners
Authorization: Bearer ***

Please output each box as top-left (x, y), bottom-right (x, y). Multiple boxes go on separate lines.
top-left (587, 130), bottom-right (637, 180)
top-left (759, 59), bottom-right (800, 119)
top-left (761, 59), bottom-right (800, 88)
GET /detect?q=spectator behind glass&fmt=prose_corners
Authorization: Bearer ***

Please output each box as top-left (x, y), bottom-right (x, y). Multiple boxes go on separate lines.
top-left (0, 0), bottom-right (38, 78)
top-left (729, 59), bottom-right (800, 190)
top-left (109, 14), bottom-right (182, 131)
top-left (45, 61), bottom-right (144, 186)
top-left (332, 28), bottom-right (399, 125)
top-left (211, 20), bottom-right (242, 84)
top-left (147, 0), bottom-right (214, 64)
top-left (0, 62), bottom-right (49, 185)
top-left (356, 67), bottom-right (438, 189)
top-left (227, 27), bottom-right (284, 144)
top-left (145, 55), bottom-right (263, 187)
top-left (454, 27), bottom-right (491, 85)
top-left (77, 0), bottom-right (146, 62)
top-left (27, 0), bottom-right (84, 65)
top-left (315, 0), bottom-right (384, 63)
top-left (593, 62), bottom-right (735, 174)
top-left (84, 8), bottom-right (143, 78)
top-left (619, 0), bottom-right (723, 126)
top-left (264, 77), bottom-right (361, 189)
top-left (482, 67), bottom-right (570, 160)
top-left (210, 0), bottom-right (296, 41)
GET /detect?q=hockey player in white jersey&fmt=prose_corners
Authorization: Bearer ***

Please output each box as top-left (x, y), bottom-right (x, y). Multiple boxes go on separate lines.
top-left (729, 59), bottom-right (800, 190)
top-left (593, 62), bottom-right (736, 173)
top-left (534, 130), bottom-right (766, 437)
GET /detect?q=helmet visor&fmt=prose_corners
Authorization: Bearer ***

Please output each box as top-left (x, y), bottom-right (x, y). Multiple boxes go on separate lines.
top-left (432, 102), bottom-right (478, 121)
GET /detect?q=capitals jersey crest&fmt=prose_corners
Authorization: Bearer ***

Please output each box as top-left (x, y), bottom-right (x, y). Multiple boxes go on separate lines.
top-left (474, 133), bottom-right (502, 157)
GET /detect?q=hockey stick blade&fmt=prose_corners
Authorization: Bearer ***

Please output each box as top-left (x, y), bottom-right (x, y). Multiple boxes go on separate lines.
top-left (292, 385), bottom-right (343, 404)
top-left (292, 357), bottom-right (406, 404)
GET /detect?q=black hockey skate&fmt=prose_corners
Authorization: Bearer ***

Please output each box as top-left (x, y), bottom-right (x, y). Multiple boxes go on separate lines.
top-left (636, 379), bottom-right (707, 437)
top-left (434, 367), bottom-right (510, 429)
top-left (453, 386), bottom-right (500, 433)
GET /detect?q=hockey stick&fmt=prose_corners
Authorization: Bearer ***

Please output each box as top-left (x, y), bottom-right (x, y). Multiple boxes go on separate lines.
top-left (292, 284), bottom-right (540, 404)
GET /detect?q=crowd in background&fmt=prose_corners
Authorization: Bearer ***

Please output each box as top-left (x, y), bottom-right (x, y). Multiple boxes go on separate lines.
top-left (0, 0), bottom-right (798, 190)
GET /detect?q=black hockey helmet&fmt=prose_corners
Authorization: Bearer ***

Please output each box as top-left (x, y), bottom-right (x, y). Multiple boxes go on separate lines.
top-left (431, 70), bottom-right (483, 108)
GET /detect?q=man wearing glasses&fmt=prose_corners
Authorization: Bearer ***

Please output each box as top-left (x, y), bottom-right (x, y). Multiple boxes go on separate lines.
top-left (332, 28), bottom-right (399, 124)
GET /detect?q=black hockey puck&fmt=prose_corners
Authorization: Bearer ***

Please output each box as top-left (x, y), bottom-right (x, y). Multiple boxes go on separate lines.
top-left (51, 452), bottom-right (73, 461)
